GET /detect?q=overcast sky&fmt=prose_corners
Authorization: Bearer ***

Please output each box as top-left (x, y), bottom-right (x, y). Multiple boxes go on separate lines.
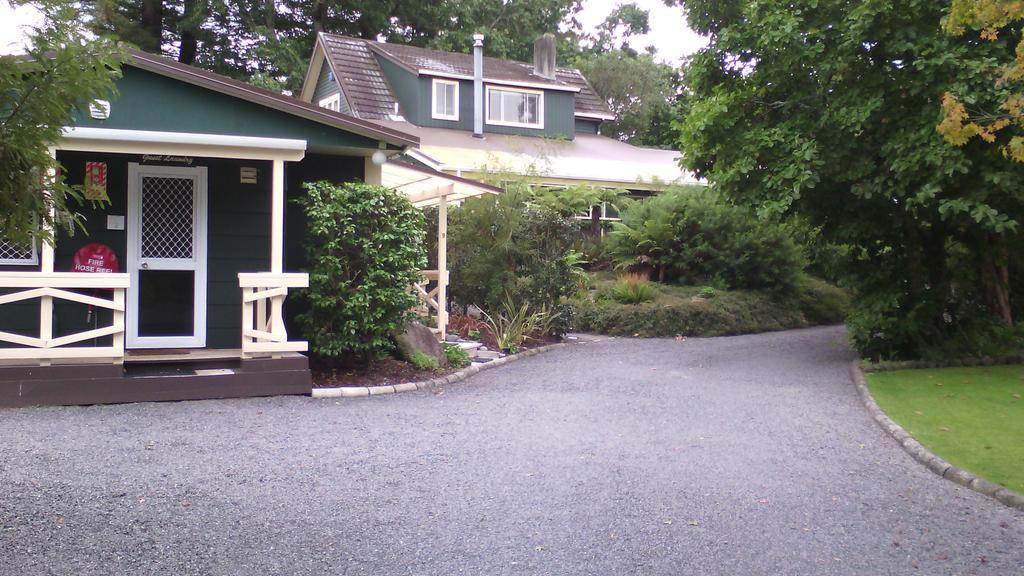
top-left (0, 0), bottom-right (706, 62)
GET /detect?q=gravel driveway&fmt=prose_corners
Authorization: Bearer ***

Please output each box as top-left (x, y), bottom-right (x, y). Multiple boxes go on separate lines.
top-left (1, 326), bottom-right (1021, 575)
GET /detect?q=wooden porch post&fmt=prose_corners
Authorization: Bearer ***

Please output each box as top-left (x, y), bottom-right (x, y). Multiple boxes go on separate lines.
top-left (436, 184), bottom-right (451, 339)
top-left (270, 158), bottom-right (285, 274)
top-left (39, 148), bottom-right (57, 366)
top-left (269, 159), bottom-right (285, 357)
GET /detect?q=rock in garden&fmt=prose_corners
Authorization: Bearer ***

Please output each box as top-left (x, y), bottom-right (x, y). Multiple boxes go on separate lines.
top-left (395, 321), bottom-right (448, 368)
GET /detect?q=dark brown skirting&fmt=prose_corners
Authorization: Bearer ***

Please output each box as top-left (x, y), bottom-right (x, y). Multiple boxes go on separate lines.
top-left (0, 356), bottom-right (312, 408)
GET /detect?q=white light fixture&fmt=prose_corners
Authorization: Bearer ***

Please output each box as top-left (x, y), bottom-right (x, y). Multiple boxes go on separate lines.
top-left (371, 150), bottom-right (387, 165)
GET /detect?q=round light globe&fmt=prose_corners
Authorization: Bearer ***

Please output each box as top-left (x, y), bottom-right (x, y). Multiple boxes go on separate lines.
top-left (371, 150), bottom-right (387, 165)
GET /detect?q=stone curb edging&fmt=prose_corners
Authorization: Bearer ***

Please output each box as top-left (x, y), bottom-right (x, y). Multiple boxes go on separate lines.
top-left (849, 361), bottom-right (1024, 510)
top-left (312, 343), bottom-right (568, 399)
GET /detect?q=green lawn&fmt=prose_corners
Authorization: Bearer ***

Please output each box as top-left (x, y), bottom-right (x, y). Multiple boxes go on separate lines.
top-left (867, 365), bottom-right (1024, 494)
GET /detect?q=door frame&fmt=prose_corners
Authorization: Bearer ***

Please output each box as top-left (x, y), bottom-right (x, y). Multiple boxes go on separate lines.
top-left (126, 162), bottom-right (208, 349)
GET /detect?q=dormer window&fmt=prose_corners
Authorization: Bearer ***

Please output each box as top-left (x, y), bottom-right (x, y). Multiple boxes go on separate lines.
top-left (485, 86), bottom-right (543, 129)
top-left (318, 94), bottom-right (341, 112)
top-left (432, 79), bottom-right (459, 121)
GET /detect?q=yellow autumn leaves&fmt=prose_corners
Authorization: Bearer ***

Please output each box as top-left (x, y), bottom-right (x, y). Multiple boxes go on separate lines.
top-left (939, 0), bottom-right (1024, 161)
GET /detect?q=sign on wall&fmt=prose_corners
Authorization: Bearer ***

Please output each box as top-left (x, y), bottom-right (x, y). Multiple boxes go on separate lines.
top-left (84, 162), bottom-right (108, 201)
top-left (71, 243), bottom-right (120, 274)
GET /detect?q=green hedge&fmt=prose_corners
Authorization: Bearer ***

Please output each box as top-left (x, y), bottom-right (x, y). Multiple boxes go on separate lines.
top-left (571, 276), bottom-right (849, 337)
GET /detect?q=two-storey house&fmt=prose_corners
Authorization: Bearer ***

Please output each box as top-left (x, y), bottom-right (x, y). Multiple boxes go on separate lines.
top-left (299, 32), bottom-right (699, 220)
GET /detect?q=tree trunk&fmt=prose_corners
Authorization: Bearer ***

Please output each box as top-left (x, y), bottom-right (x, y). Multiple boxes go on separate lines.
top-left (312, 0), bottom-right (326, 32)
top-left (177, 0), bottom-right (201, 64)
top-left (589, 204), bottom-right (601, 238)
top-left (265, 0), bottom-right (276, 31)
top-left (982, 233), bottom-right (1013, 325)
top-left (140, 0), bottom-right (163, 53)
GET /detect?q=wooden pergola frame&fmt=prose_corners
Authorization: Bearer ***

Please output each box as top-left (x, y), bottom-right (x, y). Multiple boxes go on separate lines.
top-left (377, 160), bottom-right (500, 339)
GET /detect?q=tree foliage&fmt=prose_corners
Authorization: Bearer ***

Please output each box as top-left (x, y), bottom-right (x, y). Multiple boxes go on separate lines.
top-left (678, 0), bottom-right (1024, 359)
top-left (576, 50), bottom-right (679, 147)
top-left (939, 0), bottom-right (1024, 161)
top-left (607, 186), bottom-right (805, 291)
top-left (447, 189), bottom-right (580, 332)
top-left (1, 1), bottom-right (123, 245)
top-left (295, 181), bottom-right (426, 363)
top-left (562, 2), bottom-right (682, 147)
top-left (76, 0), bottom-right (582, 92)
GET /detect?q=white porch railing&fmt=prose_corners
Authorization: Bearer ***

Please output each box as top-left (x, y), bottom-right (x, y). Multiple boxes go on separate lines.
top-left (239, 272), bottom-right (308, 358)
top-left (414, 269), bottom-right (448, 338)
top-left (0, 272), bottom-right (130, 364)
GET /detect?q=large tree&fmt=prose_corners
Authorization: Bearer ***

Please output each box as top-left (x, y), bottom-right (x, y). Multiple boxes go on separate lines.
top-left (1, 1), bottom-right (123, 245)
top-left (80, 0), bottom-right (582, 92)
top-left (678, 0), bottom-right (1024, 359)
top-left (566, 2), bottom-right (682, 147)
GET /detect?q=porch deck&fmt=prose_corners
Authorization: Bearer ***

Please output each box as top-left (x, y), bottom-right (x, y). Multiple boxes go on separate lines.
top-left (0, 350), bottom-right (311, 408)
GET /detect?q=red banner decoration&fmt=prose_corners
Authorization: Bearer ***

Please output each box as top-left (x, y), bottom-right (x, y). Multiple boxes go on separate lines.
top-left (71, 243), bottom-right (119, 274)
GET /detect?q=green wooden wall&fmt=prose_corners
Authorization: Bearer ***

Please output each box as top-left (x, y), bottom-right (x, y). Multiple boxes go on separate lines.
top-left (376, 55), bottom-right (422, 123)
top-left (313, 62), bottom-right (350, 113)
top-left (575, 118), bottom-right (601, 135)
top-left (74, 66), bottom-right (386, 150)
top-left (373, 53), bottom-right (577, 139)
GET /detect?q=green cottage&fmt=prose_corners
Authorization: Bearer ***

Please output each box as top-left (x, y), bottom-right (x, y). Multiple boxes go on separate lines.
top-left (0, 49), bottom-right (495, 407)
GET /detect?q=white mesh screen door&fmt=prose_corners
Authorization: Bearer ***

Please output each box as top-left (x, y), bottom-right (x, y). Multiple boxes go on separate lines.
top-left (127, 163), bottom-right (208, 348)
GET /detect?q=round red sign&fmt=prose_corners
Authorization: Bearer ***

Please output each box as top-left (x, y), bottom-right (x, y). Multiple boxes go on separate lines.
top-left (71, 243), bottom-right (119, 274)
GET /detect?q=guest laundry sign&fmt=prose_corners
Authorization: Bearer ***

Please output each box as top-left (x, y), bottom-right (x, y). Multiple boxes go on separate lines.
top-left (142, 155), bottom-right (194, 165)
top-left (84, 161), bottom-right (108, 201)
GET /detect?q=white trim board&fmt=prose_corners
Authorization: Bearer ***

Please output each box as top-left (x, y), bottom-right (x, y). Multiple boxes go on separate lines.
top-left (61, 127), bottom-right (307, 162)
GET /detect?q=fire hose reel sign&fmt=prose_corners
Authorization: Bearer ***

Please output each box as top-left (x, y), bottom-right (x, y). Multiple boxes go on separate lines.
top-left (71, 243), bottom-right (119, 274)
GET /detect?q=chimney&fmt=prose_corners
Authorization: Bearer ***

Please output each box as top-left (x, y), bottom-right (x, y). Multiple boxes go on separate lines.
top-left (473, 33), bottom-right (485, 138)
top-left (533, 33), bottom-right (556, 80)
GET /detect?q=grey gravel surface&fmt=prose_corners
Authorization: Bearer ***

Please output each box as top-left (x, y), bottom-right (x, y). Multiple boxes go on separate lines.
top-left (1, 325), bottom-right (1022, 575)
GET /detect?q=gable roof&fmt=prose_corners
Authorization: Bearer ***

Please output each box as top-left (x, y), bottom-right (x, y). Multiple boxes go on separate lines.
top-left (125, 48), bottom-right (418, 148)
top-left (311, 33), bottom-right (614, 121)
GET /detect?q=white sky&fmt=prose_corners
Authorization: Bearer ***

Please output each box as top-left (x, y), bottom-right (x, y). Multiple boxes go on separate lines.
top-left (0, 0), bottom-right (706, 62)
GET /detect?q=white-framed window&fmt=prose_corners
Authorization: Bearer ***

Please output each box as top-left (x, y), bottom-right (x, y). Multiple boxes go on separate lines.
top-left (0, 238), bottom-right (38, 266)
top-left (318, 93), bottom-right (341, 112)
top-left (431, 78), bottom-right (459, 121)
top-left (486, 85), bottom-right (543, 128)
top-left (570, 202), bottom-right (621, 222)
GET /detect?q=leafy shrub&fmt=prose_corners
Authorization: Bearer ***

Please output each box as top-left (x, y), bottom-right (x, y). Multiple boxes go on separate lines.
top-left (481, 296), bottom-right (552, 353)
top-left (296, 181), bottom-right (426, 363)
top-left (409, 351), bottom-right (439, 371)
top-left (611, 272), bottom-right (656, 304)
top-left (572, 275), bottom-right (849, 337)
top-left (698, 286), bottom-right (717, 299)
top-left (608, 186), bottom-right (805, 292)
top-left (447, 189), bottom-right (581, 335)
top-left (443, 344), bottom-right (472, 368)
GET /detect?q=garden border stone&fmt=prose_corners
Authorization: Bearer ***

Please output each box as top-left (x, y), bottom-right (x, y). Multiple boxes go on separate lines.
top-left (312, 342), bottom-right (569, 399)
top-left (849, 361), bottom-right (1024, 510)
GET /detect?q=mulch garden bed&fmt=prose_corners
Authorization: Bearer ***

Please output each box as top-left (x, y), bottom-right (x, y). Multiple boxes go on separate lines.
top-left (310, 336), bottom-right (560, 388)
top-left (311, 358), bottom-right (459, 388)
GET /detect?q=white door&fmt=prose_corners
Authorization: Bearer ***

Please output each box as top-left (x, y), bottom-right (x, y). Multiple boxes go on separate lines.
top-left (127, 163), bottom-right (208, 349)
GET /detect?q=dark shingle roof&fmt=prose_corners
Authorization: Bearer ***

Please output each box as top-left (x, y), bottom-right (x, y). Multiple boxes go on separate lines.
top-left (321, 35), bottom-right (400, 121)
top-left (319, 33), bottom-right (613, 120)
